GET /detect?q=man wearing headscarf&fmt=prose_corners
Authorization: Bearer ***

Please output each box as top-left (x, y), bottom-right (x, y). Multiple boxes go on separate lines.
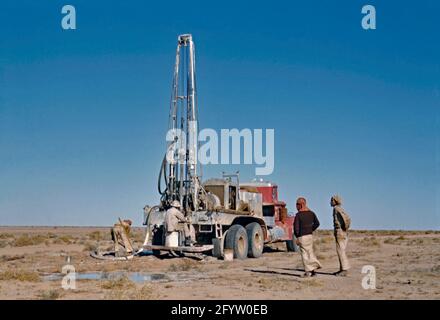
top-left (293, 197), bottom-right (322, 277)
top-left (331, 195), bottom-right (351, 276)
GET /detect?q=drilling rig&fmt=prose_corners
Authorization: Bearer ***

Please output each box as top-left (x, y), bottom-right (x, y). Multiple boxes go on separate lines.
top-left (142, 34), bottom-right (296, 259)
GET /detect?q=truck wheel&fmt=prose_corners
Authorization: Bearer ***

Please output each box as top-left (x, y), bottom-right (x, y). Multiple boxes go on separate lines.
top-left (224, 225), bottom-right (248, 260)
top-left (286, 235), bottom-right (298, 252)
top-left (245, 222), bottom-right (264, 258)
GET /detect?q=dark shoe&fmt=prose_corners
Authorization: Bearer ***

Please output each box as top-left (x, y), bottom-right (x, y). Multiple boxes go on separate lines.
top-left (311, 270), bottom-right (317, 277)
top-left (301, 272), bottom-right (313, 278)
top-left (185, 237), bottom-right (196, 246)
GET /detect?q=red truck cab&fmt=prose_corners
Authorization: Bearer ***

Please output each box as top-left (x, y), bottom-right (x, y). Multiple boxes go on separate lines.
top-left (240, 181), bottom-right (296, 250)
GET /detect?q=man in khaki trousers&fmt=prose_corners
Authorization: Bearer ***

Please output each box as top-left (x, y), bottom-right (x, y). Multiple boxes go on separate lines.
top-left (331, 195), bottom-right (351, 276)
top-left (294, 197), bottom-right (322, 277)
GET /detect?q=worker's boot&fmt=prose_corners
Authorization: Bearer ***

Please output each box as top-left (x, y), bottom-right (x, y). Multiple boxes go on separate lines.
top-left (301, 271), bottom-right (313, 278)
top-left (185, 237), bottom-right (195, 246)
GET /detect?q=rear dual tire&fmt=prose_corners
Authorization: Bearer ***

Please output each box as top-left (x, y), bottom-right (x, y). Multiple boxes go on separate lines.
top-left (225, 225), bottom-right (248, 260)
top-left (224, 223), bottom-right (264, 259)
top-left (245, 222), bottom-right (264, 258)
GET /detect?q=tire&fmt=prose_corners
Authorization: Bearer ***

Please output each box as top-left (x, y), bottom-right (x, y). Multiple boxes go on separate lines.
top-left (286, 235), bottom-right (298, 252)
top-left (224, 224), bottom-right (248, 260)
top-left (245, 222), bottom-right (264, 258)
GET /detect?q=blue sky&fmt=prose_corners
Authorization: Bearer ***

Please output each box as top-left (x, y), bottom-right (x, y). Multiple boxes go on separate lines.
top-left (0, 1), bottom-right (439, 229)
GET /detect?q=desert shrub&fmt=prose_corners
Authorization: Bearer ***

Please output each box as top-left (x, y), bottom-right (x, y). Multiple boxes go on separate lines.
top-left (83, 242), bottom-right (98, 252)
top-left (431, 265), bottom-right (440, 273)
top-left (131, 284), bottom-right (155, 300)
top-left (303, 278), bottom-right (323, 287)
top-left (0, 270), bottom-right (40, 282)
top-left (54, 235), bottom-right (74, 244)
top-left (131, 230), bottom-right (146, 243)
top-left (409, 238), bottom-right (424, 246)
top-left (0, 240), bottom-right (9, 248)
top-left (167, 259), bottom-right (200, 272)
top-left (104, 284), bottom-right (155, 300)
top-left (357, 236), bottom-right (381, 247)
top-left (88, 230), bottom-right (112, 241)
top-left (88, 231), bottom-right (103, 241)
top-left (39, 289), bottom-right (61, 300)
top-left (101, 276), bottom-right (135, 290)
top-left (0, 255), bottom-right (25, 262)
top-left (257, 278), bottom-right (270, 288)
top-left (13, 234), bottom-right (47, 247)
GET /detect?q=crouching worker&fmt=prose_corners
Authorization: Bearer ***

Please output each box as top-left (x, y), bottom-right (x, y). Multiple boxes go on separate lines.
top-left (111, 218), bottom-right (134, 257)
top-left (165, 200), bottom-right (193, 246)
top-left (294, 197), bottom-right (322, 277)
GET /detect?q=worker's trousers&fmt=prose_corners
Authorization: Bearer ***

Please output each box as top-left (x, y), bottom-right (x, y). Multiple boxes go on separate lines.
top-left (298, 234), bottom-right (322, 272)
top-left (334, 229), bottom-right (350, 271)
top-left (112, 225), bottom-right (133, 255)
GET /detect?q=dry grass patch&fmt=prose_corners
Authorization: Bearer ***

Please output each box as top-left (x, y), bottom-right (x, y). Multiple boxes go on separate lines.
top-left (105, 284), bottom-right (156, 300)
top-left (167, 259), bottom-right (201, 272)
top-left (88, 230), bottom-right (112, 241)
top-left (0, 269), bottom-right (40, 282)
top-left (83, 242), bottom-right (99, 252)
top-left (88, 231), bottom-right (104, 241)
top-left (0, 255), bottom-right (25, 263)
top-left (302, 278), bottom-right (323, 287)
top-left (257, 278), bottom-right (273, 289)
top-left (53, 235), bottom-right (75, 244)
top-left (430, 265), bottom-right (440, 273)
top-left (357, 236), bottom-right (381, 247)
top-left (101, 275), bottom-right (135, 290)
top-left (39, 289), bottom-right (62, 300)
top-left (0, 240), bottom-right (9, 248)
top-left (12, 234), bottom-right (48, 247)
top-left (131, 230), bottom-right (146, 243)
top-left (384, 236), bottom-right (406, 245)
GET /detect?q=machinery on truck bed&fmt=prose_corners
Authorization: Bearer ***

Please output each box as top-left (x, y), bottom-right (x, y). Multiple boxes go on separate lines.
top-left (142, 34), bottom-right (296, 259)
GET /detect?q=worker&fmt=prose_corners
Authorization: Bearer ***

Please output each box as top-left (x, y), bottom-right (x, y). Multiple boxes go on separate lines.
top-left (293, 197), bottom-right (322, 277)
top-left (331, 195), bottom-right (351, 276)
top-left (165, 200), bottom-right (193, 246)
top-left (111, 218), bottom-right (134, 257)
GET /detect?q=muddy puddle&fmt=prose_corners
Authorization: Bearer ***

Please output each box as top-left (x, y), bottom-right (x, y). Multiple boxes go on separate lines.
top-left (42, 271), bottom-right (167, 283)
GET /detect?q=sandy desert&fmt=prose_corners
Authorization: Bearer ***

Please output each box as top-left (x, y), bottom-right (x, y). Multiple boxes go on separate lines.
top-left (0, 227), bottom-right (439, 300)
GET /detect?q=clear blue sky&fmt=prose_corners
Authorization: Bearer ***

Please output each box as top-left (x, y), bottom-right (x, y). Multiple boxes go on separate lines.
top-left (0, 1), bottom-right (439, 229)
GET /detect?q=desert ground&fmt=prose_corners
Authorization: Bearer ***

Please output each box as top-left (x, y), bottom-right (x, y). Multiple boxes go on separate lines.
top-left (0, 226), bottom-right (439, 300)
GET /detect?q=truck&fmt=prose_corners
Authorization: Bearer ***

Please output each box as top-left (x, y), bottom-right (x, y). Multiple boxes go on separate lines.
top-left (142, 34), bottom-right (296, 259)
